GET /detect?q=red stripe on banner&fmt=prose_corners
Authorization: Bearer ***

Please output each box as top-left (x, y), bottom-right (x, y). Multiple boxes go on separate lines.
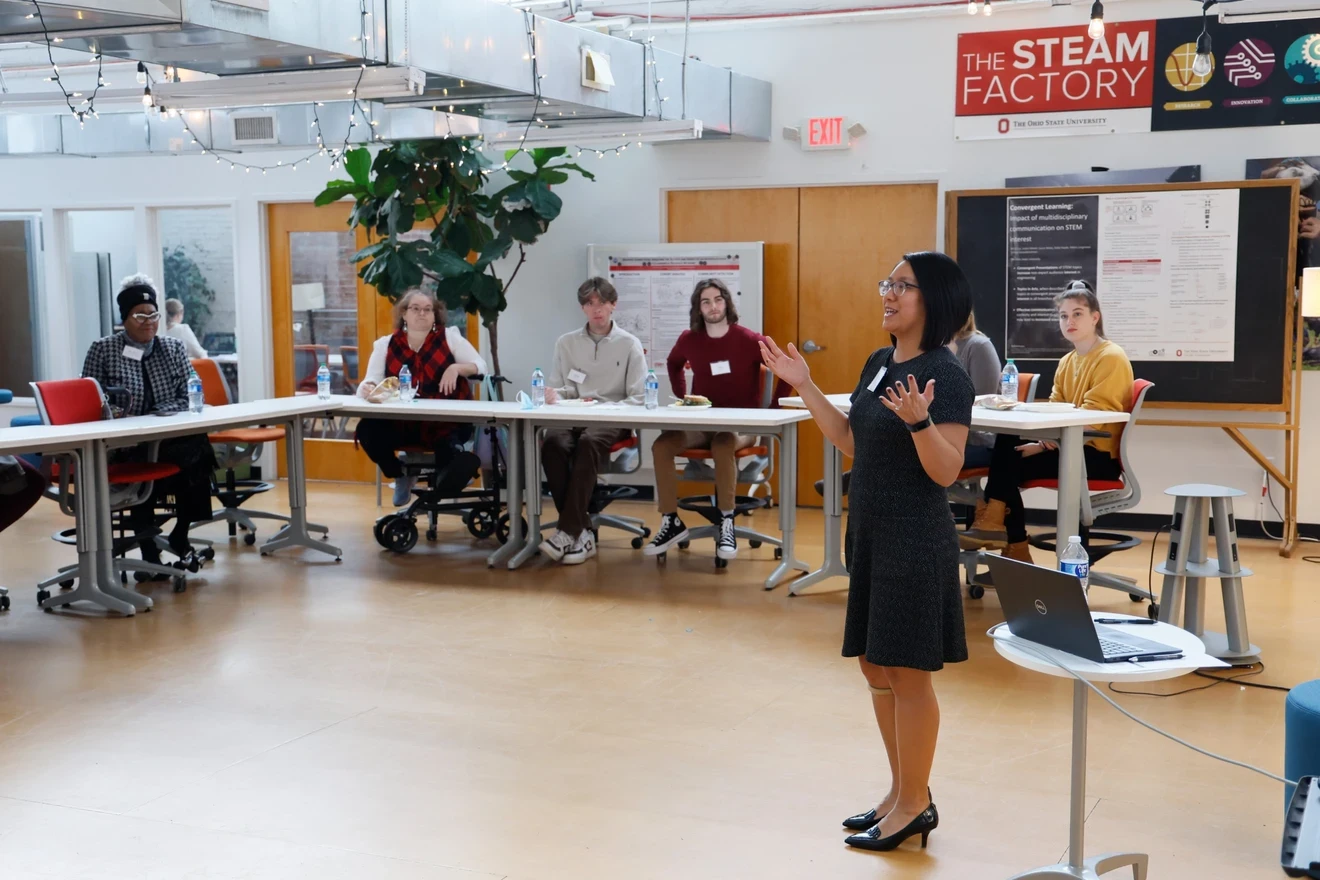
top-left (609, 264), bottom-right (740, 272)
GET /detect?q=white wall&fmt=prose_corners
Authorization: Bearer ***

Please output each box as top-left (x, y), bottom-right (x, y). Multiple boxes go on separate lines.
top-left (1, 0), bottom-right (1315, 524)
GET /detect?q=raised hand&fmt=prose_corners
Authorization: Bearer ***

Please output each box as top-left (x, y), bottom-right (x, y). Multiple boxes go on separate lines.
top-left (759, 336), bottom-right (811, 389)
top-left (879, 374), bottom-right (934, 425)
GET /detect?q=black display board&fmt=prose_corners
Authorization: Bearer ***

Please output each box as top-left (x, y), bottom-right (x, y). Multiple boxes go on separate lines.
top-left (949, 181), bottom-right (1296, 408)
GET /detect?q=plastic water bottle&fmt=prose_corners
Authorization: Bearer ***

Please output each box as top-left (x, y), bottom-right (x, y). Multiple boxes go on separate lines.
top-left (398, 364), bottom-right (414, 402)
top-left (531, 367), bottom-right (546, 408)
top-left (1060, 536), bottom-right (1090, 598)
top-left (187, 369), bottom-right (205, 414)
top-left (316, 362), bottom-right (331, 400)
top-left (1000, 359), bottom-right (1019, 401)
top-left (645, 369), bottom-right (660, 410)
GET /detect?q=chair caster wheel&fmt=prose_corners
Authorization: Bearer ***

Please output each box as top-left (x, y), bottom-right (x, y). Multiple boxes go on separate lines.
top-left (37, 590), bottom-right (50, 605)
top-left (968, 584), bottom-right (985, 600)
top-left (1148, 603), bottom-right (1159, 620)
top-left (173, 576), bottom-right (187, 593)
top-left (244, 533), bottom-right (256, 546)
top-left (200, 548), bottom-right (215, 562)
top-left (774, 548), bottom-right (783, 560)
top-left (631, 537), bottom-right (644, 550)
top-left (678, 540), bottom-right (690, 551)
top-left (0, 595), bottom-right (9, 611)
top-left (59, 579), bottom-right (74, 589)
top-left (641, 527), bottom-right (652, 538)
top-left (715, 557), bottom-right (728, 569)
top-left (749, 539), bottom-right (762, 549)
top-left (657, 552), bottom-right (667, 564)
top-left (1129, 592), bottom-right (1145, 602)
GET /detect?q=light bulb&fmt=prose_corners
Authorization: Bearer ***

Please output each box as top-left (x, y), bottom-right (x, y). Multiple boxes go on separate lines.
top-left (1088, 0), bottom-right (1104, 39)
top-left (136, 62), bottom-right (147, 85)
top-left (1192, 30), bottom-right (1213, 77)
top-left (982, 0), bottom-right (992, 14)
top-left (141, 87), bottom-right (152, 107)
top-left (968, 0), bottom-right (979, 13)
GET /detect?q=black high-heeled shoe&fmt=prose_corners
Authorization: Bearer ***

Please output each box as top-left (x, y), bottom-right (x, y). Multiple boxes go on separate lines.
top-left (841, 788), bottom-right (932, 831)
top-left (844, 802), bottom-right (938, 852)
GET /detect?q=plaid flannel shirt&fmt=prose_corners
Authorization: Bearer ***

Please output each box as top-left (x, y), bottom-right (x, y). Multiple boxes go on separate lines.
top-left (81, 332), bottom-right (190, 416)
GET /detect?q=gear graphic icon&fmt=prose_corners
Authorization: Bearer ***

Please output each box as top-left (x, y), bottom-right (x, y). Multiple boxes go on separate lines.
top-left (1285, 33), bottom-right (1320, 84)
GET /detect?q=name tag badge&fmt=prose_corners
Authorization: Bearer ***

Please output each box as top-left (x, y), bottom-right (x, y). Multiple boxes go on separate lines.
top-left (567, 369), bottom-right (587, 384)
top-left (122, 346), bottom-right (144, 362)
top-left (710, 360), bottom-right (732, 376)
top-left (866, 366), bottom-right (888, 394)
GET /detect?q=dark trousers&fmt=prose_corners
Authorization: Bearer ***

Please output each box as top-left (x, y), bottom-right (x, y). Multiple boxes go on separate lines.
top-left (541, 427), bottom-right (629, 537)
top-left (983, 434), bottom-right (1121, 544)
top-left (127, 434), bottom-right (217, 556)
top-left (0, 460), bottom-right (46, 533)
top-left (355, 418), bottom-right (470, 479)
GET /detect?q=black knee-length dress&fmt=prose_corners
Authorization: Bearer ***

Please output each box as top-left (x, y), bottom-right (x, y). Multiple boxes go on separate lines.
top-left (842, 346), bottom-right (975, 672)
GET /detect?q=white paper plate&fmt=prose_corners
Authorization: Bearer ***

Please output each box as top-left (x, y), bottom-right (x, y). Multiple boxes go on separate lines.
top-left (554, 399), bottom-right (597, 407)
top-left (1018, 402), bottom-right (1077, 413)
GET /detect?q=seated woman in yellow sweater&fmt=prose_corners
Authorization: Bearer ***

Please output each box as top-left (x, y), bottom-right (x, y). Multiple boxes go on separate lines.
top-left (962, 280), bottom-right (1133, 561)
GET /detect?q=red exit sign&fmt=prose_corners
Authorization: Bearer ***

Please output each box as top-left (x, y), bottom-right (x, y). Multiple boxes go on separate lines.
top-left (802, 116), bottom-right (851, 151)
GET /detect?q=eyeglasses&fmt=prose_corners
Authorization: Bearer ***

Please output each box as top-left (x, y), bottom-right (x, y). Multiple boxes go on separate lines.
top-left (879, 280), bottom-right (919, 298)
top-left (129, 312), bottom-right (162, 324)
top-left (405, 305), bottom-right (435, 315)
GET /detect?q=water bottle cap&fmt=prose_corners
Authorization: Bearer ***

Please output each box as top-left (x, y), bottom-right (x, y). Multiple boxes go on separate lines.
top-left (1068, 535), bottom-right (1082, 544)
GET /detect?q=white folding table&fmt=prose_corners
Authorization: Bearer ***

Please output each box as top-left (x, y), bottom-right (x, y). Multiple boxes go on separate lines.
top-left (506, 403), bottom-right (815, 590)
top-left (780, 395), bottom-right (1129, 595)
top-left (333, 397), bottom-right (527, 568)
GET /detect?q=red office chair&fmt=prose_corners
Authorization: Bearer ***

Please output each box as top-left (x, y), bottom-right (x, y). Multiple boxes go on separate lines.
top-left (658, 366), bottom-right (782, 569)
top-left (31, 378), bottom-right (188, 603)
top-left (1021, 379), bottom-right (1156, 607)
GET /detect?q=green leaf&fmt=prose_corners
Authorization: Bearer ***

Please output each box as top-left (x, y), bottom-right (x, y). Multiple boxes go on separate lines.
top-left (345, 148), bottom-right (372, 187)
top-left (503, 149), bottom-right (521, 162)
top-left (469, 272), bottom-right (503, 309)
top-left (369, 175), bottom-right (398, 199)
top-left (314, 182), bottom-right (363, 207)
top-left (506, 169), bottom-right (534, 183)
top-left (498, 207), bottom-right (547, 244)
top-left (474, 233), bottom-right (513, 270)
top-left (352, 240), bottom-right (391, 263)
top-left (531, 147), bottom-right (567, 167)
top-left (423, 249), bottom-right (478, 278)
top-left (539, 169), bottom-right (569, 186)
top-left (551, 162), bottom-right (596, 182)
top-left (526, 182), bottom-right (562, 221)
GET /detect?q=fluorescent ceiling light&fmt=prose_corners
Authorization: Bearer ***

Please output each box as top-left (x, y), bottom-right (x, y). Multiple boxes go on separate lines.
top-left (150, 66), bottom-right (425, 111)
top-left (485, 118), bottom-right (702, 148)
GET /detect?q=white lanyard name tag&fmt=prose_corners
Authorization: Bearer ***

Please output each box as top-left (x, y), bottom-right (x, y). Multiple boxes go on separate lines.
top-left (866, 366), bottom-right (888, 394)
top-left (567, 368), bottom-right (587, 384)
top-left (122, 346), bottom-right (144, 362)
top-left (710, 360), bottom-right (731, 376)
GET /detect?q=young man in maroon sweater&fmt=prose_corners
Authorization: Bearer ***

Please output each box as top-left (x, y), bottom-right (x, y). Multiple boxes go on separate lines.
top-left (645, 279), bottom-right (769, 561)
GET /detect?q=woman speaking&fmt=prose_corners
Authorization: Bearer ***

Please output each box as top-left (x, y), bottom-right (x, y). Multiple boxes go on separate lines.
top-left (760, 251), bottom-right (974, 854)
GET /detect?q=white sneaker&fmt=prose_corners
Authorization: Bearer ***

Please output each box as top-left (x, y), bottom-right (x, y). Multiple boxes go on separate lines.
top-left (562, 531), bottom-right (597, 565)
top-left (392, 475), bottom-right (416, 507)
top-left (540, 529), bottom-right (575, 562)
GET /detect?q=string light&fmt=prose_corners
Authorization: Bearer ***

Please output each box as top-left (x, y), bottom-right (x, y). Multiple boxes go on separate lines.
top-left (1192, 1), bottom-right (1214, 77)
top-left (1088, 0), bottom-right (1105, 39)
top-left (31, 1), bottom-right (107, 126)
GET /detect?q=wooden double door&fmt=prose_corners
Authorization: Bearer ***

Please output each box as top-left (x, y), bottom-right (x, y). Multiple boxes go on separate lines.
top-left (667, 183), bottom-right (939, 504)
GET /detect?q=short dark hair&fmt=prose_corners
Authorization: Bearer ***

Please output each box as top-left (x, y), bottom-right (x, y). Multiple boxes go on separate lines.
top-left (577, 277), bottom-right (617, 306)
top-left (688, 279), bottom-right (739, 332)
top-left (902, 251), bottom-right (974, 352)
top-left (1054, 280), bottom-right (1106, 337)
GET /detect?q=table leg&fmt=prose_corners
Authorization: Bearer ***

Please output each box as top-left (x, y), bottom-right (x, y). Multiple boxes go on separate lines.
top-left (789, 436), bottom-right (848, 596)
top-left (765, 422), bottom-right (810, 591)
top-left (260, 417), bottom-right (342, 560)
top-left (508, 419), bottom-right (542, 569)
top-left (1055, 425), bottom-right (1083, 565)
top-left (1005, 680), bottom-right (1149, 880)
top-left (487, 419), bottom-right (523, 568)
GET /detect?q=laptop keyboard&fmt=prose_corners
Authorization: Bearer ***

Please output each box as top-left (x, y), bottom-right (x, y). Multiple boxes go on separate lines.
top-left (1098, 636), bottom-right (1134, 658)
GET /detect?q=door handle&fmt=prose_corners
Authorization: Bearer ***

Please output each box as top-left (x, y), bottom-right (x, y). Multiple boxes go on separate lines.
top-left (800, 339), bottom-right (825, 354)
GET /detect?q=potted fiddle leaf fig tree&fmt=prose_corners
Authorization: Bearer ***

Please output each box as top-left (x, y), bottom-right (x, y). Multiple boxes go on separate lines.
top-left (316, 139), bottom-right (594, 389)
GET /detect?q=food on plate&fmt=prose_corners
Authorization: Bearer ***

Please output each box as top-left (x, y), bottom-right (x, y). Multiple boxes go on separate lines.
top-left (676, 394), bottom-right (712, 407)
top-left (366, 376), bottom-right (399, 404)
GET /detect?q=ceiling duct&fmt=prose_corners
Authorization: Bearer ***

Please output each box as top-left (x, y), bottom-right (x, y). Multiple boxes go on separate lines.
top-left (0, 0), bottom-right (771, 158)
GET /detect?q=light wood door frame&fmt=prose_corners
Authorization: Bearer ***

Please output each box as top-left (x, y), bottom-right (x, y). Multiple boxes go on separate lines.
top-left (267, 201), bottom-right (379, 482)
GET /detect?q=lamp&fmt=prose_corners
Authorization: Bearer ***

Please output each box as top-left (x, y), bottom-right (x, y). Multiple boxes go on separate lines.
top-left (1303, 267), bottom-right (1320, 319)
top-left (1088, 0), bottom-right (1105, 39)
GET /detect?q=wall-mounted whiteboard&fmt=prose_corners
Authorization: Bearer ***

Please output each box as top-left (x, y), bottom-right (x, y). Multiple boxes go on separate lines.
top-left (586, 242), bottom-right (765, 372)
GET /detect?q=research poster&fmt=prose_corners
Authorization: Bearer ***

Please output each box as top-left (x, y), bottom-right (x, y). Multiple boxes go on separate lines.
top-left (1006, 195), bottom-right (1099, 358)
top-left (605, 255), bottom-right (746, 370)
top-left (1006, 189), bottom-right (1240, 362)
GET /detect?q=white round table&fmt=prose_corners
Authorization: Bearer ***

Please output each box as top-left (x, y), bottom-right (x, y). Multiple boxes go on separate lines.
top-left (992, 613), bottom-right (1222, 879)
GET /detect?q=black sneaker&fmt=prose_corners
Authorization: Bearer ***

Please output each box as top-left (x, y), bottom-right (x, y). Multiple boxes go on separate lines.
top-left (716, 513), bottom-right (737, 561)
top-left (643, 514), bottom-right (689, 556)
